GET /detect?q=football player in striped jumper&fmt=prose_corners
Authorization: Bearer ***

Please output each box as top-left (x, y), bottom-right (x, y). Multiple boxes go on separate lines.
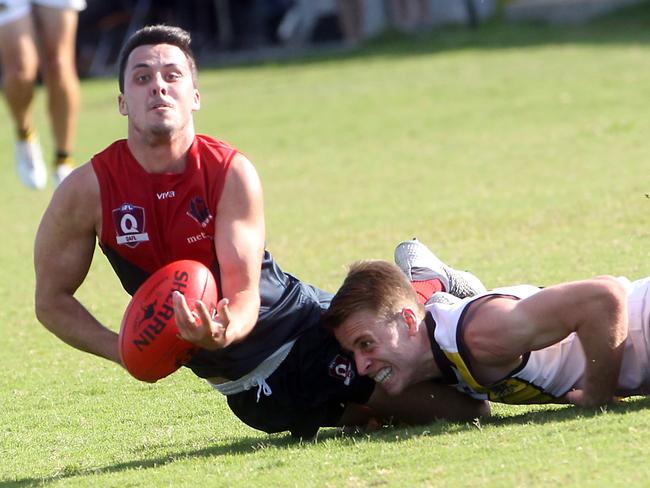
top-left (326, 240), bottom-right (647, 408)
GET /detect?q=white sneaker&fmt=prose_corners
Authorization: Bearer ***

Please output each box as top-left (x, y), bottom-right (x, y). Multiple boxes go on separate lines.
top-left (394, 238), bottom-right (486, 299)
top-left (15, 138), bottom-right (47, 190)
top-left (53, 163), bottom-right (73, 188)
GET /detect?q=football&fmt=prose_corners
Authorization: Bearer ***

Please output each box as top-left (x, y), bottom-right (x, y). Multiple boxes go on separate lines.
top-left (119, 259), bottom-right (218, 382)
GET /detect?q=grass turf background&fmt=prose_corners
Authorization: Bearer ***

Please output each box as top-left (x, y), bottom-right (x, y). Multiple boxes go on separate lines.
top-left (1, 3), bottom-right (650, 486)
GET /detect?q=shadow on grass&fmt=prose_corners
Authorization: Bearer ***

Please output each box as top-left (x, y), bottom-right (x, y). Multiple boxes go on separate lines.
top-left (5, 396), bottom-right (650, 486)
top-left (0, 432), bottom-right (300, 488)
top-left (485, 394), bottom-right (650, 426)
top-left (200, 0), bottom-right (650, 73)
top-left (368, 394), bottom-right (650, 442)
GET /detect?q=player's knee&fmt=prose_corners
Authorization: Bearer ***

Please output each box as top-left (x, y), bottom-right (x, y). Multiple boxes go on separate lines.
top-left (4, 61), bottom-right (38, 85)
top-left (40, 55), bottom-right (75, 84)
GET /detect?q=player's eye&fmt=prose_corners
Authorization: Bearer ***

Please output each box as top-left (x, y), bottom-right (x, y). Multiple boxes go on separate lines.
top-left (359, 340), bottom-right (373, 351)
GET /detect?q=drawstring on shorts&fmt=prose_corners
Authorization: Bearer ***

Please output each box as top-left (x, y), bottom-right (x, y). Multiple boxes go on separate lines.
top-left (207, 339), bottom-right (296, 399)
top-left (252, 377), bottom-right (272, 402)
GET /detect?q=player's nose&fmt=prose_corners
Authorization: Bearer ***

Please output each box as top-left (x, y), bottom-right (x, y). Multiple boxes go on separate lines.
top-left (151, 73), bottom-right (168, 96)
top-left (354, 352), bottom-right (371, 376)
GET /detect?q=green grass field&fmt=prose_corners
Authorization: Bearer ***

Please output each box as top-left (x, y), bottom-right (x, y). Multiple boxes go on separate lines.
top-left (2, 3), bottom-right (650, 486)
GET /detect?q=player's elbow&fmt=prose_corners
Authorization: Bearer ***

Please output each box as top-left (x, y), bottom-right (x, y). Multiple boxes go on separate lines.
top-left (593, 275), bottom-right (627, 310)
top-left (34, 289), bottom-right (57, 330)
top-left (591, 275), bottom-right (628, 333)
top-left (34, 296), bottom-right (50, 327)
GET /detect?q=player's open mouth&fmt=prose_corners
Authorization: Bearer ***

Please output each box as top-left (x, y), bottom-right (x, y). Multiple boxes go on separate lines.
top-left (373, 367), bottom-right (392, 384)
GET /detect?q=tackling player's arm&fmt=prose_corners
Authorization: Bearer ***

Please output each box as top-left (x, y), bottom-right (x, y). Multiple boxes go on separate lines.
top-left (463, 277), bottom-right (628, 407)
top-left (356, 380), bottom-right (490, 427)
top-left (174, 153), bottom-right (264, 350)
top-left (34, 163), bottom-right (122, 364)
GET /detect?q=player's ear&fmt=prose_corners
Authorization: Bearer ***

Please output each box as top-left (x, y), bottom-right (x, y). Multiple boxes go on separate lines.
top-left (192, 89), bottom-right (200, 111)
top-left (118, 94), bottom-right (128, 116)
top-left (401, 308), bottom-right (419, 336)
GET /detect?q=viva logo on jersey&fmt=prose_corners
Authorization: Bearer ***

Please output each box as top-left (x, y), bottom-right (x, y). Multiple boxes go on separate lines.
top-left (113, 203), bottom-right (150, 248)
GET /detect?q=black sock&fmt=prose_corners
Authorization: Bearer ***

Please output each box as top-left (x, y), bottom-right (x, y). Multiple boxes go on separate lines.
top-left (55, 150), bottom-right (73, 167)
top-left (17, 128), bottom-right (33, 141)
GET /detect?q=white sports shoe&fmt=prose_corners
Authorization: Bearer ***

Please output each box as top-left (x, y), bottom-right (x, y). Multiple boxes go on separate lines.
top-left (15, 138), bottom-right (47, 190)
top-left (53, 163), bottom-right (74, 188)
top-left (394, 238), bottom-right (487, 299)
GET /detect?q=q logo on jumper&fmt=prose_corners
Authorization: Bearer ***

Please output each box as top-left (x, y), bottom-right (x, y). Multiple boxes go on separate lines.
top-left (113, 203), bottom-right (150, 248)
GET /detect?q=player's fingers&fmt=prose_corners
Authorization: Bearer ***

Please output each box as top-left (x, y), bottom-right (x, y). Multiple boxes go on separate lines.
top-left (173, 291), bottom-right (196, 333)
top-left (194, 299), bottom-right (212, 325)
top-left (562, 389), bottom-right (582, 405)
top-left (216, 298), bottom-right (231, 327)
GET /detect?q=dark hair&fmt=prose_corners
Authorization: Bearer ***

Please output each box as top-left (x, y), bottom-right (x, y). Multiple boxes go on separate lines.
top-left (323, 260), bottom-right (422, 331)
top-left (117, 25), bottom-right (198, 93)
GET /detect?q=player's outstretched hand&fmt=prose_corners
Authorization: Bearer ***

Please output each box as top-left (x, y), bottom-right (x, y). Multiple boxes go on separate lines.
top-left (563, 388), bottom-right (615, 408)
top-left (173, 290), bottom-right (231, 350)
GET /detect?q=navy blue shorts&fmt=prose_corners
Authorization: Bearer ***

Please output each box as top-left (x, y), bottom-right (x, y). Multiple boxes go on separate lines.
top-left (226, 323), bottom-right (375, 438)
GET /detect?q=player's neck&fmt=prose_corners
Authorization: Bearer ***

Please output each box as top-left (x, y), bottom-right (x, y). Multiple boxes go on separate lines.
top-left (430, 359), bottom-right (443, 380)
top-left (420, 353), bottom-right (443, 382)
top-left (415, 327), bottom-right (443, 382)
top-left (128, 130), bottom-right (195, 174)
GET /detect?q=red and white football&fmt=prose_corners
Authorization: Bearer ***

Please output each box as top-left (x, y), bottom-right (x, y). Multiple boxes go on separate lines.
top-left (119, 259), bottom-right (218, 382)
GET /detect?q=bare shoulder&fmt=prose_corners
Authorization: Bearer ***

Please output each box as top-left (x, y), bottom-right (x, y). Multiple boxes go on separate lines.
top-left (228, 152), bottom-right (260, 180)
top-left (461, 295), bottom-right (524, 372)
top-left (221, 152), bottom-right (263, 205)
top-left (45, 161), bottom-right (101, 232)
top-left (55, 161), bottom-right (100, 199)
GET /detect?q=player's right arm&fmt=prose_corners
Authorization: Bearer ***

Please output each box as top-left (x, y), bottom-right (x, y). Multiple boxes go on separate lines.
top-left (34, 163), bottom-right (121, 364)
top-left (464, 276), bottom-right (628, 407)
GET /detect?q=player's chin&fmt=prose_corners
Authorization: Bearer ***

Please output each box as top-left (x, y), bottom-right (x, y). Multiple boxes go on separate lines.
top-left (149, 123), bottom-right (175, 136)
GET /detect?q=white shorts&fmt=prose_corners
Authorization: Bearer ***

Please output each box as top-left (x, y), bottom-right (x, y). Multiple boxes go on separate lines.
top-left (0, 0), bottom-right (86, 26)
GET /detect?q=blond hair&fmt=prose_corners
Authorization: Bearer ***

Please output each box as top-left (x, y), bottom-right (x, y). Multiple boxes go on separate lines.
top-left (323, 260), bottom-right (422, 330)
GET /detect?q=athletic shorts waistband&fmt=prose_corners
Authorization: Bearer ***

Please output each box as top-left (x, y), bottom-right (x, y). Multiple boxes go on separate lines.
top-left (207, 340), bottom-right (297, 398)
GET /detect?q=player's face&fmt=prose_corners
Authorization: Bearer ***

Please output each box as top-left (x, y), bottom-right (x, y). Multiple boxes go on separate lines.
top-left (334, 310), bottom-right (421, 396)
top-left (119, 43), bottom-right (200, 139)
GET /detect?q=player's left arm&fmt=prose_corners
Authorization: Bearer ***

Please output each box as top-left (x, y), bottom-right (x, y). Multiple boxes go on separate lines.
top-left (175, 152), bottom-right (264, 350)
top-left (214, 152), bottom-right (264, 346)
top-left (356, 381), bottom-right (490, 427)
top-left (465, 276), bottom-right (628, 407)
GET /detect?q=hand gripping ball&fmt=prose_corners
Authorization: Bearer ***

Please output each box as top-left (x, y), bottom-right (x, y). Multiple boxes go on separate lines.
top-left (119, 260), bottom-right (218, 382)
